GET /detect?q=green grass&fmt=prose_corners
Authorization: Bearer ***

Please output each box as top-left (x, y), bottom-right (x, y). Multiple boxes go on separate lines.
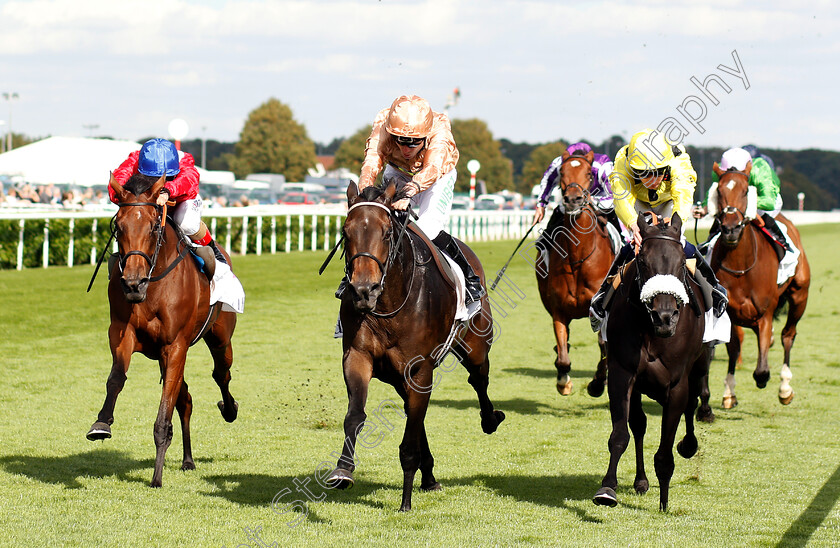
top-left (0, 224), bottom-right (838, 547)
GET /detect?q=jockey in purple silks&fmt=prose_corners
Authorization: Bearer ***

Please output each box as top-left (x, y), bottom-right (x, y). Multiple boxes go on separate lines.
top-left (532, 142), bottom-right (624, 236)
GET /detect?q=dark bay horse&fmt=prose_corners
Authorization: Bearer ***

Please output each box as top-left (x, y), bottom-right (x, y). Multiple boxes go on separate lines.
top-left (708, 163), bottom-right (810, 407)
top-left (535, 150), bottom-right (615, 396)
top-left (594, 213), bottom-right (712, 512)
top-left (326, 182), bottom-right (505, 512)
top-left (86, 173), bottom-right (239, 487)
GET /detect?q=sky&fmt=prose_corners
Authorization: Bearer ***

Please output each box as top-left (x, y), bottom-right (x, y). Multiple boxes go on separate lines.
top-left (0, 0), bottom-right (838, 152)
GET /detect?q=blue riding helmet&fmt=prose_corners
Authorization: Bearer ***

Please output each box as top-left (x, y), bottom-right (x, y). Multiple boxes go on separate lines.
top-left (138, 138), bottom-right (180, 177)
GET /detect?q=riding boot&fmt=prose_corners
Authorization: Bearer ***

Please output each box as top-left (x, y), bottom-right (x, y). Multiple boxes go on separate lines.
top-left (605, 209), bottom-right (623, 236)
top-left (589, 242), bottom-right (634, 332)
top-left (193, 245), bottom-right (216, 279)
top-left (210, 240), bottom-right (227, 265)
top-left (692, 251), bottom-right (728, 317)
top-left (432, 231), bottom-right (485, 304)
top-left (697, 218), bottom-right (721, 256)
top-left (761, 213), bottom-right (791, 252)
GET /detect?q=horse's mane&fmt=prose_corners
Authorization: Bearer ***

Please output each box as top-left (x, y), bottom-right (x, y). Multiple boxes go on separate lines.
top-left (124, 173), bottom-right (162, 197)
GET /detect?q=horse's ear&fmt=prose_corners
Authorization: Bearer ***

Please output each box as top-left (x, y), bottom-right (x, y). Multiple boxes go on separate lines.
top-left (382, 178), bottom-right (398, 204)
top-left (585, 150), bottom-right (595, 163)
top-left (670, 211), bottom-right (683, 232)
top-left (561, 149), bottom-right (571, 161)
top-left (637, 211), bottom-right (651, 236)
top-left (712, 161), bottom-right (725, 177)
top-left (346, 182), bottom-right (360, 206)
top-left (744, 160), bottom-right (753, 177)
top-left (109, 172), bottom-right (125, 202)
top-left (151, 174), bottom-right (166, 196)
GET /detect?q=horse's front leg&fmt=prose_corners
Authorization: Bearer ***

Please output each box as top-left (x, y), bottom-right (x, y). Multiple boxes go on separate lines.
top-left (594, 365), bottom-right (634, 507)
top-left (552, 314), bottom-right (573, 395)
top-left (326, 348), bottom-right (372, 490)
top-left (628, 390), bottom-right (648, 494)
top-left (654, 380), bottom-right (689, 512)
top-left (753, 316), bottom-right (773, 389)
top-left (87, 324), bottom-right (136, 441)
top-left (151, 342), bottom-right (188, 488)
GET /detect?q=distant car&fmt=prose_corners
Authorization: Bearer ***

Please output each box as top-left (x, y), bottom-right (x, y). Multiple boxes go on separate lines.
top-left (279, 191), bottom-right (318, 205)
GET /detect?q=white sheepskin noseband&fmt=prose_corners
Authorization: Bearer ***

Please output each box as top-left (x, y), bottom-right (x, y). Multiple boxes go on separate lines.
top-left (640, 274), bottom-right (688, 306)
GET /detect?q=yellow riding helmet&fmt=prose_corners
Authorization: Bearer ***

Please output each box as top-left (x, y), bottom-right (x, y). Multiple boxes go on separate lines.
top-left (627, 128), bottom-right (675, 171)
top-left (385, 95), bottom-right (434, 139)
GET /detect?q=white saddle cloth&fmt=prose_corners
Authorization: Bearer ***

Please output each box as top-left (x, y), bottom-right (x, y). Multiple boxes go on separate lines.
top-left (210, 261), bottom-right (245, 313)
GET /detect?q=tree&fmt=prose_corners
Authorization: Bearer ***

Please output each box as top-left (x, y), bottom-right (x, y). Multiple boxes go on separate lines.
top-left (332, 125), bottom-right (372, 176)
top-left (450, 119), bottom-right (512, 194)
top-left (228, 98), bottom-right (317, 181)
top-left (520, 142), bottom-right (567, 195)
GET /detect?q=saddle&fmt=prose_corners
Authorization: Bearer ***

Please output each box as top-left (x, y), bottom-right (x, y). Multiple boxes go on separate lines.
top-left (406, 223), bottom-right (458, 292)
top-left (751, 218), bottom-right (787, 262)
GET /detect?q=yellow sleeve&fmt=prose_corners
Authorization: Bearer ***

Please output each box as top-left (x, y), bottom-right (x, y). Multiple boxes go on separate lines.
top-left (667, 148), bottom-right (697, 222)
top-left (359, 108), bottom-right (390, 189)
top-left (610, 146), bottom-right (639, 227)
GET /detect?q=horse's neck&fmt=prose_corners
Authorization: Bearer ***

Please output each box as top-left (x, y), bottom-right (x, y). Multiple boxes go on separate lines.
top-left (559, 209), bottom-right (603, 256)
top-left (377, 234), bottom-right (416, 309)
top-left (714, 224), bottom-right (758, 267)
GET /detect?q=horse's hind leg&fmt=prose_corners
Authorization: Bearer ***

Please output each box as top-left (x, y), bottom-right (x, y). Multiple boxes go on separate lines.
top-left (152, 347), bottom-right (188, 488)
top-left (779, 287), bottom-right (808, 405)
top-left (205, 313), bottom-right (238, 422)
top-left (418, 423), bottom-right (441, 492)
top-left (628, 391), bottom-right (649, 494)
top-left (456, 326), bottom-right (505, 434)
top-left (88, 326), bottom-right (135, 441)
top-left (552, 315), bottom-right (573, 395)
top-left (176, 380), bottom-right (195, 471)
top-left (723, 324), bottom-right (741, 409)
top-left (587, 334), bottom-right (608, 398)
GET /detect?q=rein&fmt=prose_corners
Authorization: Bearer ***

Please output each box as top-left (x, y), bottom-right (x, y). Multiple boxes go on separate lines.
top-left (718, 221), bottom-right (759, 276)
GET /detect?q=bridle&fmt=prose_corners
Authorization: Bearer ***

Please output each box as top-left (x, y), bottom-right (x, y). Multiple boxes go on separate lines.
top-left (114, 201), bottom-right (190, 283)
top-left (559, 155), bottom-right (594, 216)
top-left (344, 201), bottom-right (416, 318)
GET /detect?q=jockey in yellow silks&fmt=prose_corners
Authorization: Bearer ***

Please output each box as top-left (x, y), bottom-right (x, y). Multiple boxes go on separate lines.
top-left (588, 128), bottom-right (728, 331)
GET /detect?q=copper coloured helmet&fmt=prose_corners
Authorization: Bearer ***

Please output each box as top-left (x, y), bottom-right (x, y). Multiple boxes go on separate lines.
top-left (385, 95), bottom-right (434, 139)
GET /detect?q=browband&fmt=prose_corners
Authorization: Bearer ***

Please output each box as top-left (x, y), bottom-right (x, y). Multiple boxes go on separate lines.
top-left (347, 201), bottom-right (392, 214)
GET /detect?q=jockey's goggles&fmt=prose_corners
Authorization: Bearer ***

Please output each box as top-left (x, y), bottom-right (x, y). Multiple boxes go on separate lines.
top-left (393, 135), bottom-right (425, 148)
top-left (633, 167), bottom-right (668, 189)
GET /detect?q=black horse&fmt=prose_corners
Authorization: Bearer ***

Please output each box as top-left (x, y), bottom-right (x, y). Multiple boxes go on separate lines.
top-left (326, 181), bottom-right (505, 512)
top-left (594, 212), bottom-right (712, 511)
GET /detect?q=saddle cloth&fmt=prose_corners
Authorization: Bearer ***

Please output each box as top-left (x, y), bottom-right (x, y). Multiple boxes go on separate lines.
top-left (209, 260), bottom-right (245, 314)
top-left (704, 224), bottom-right (799, 286)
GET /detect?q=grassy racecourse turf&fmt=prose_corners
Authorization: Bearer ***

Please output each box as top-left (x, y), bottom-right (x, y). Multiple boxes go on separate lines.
top-left (0, 223), bottom-right (837, 547)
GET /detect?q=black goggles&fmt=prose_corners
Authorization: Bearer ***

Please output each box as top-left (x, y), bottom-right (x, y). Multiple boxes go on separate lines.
top-left (393, 135), bottom-right (425, 148)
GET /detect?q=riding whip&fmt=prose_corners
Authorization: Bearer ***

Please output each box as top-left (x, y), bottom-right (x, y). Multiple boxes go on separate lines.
top-left (489, 222), bottom-right (538, 291)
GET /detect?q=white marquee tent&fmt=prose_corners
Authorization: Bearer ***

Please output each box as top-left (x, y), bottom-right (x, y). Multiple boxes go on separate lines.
top-left (0, 136), bottom-right (235, 187)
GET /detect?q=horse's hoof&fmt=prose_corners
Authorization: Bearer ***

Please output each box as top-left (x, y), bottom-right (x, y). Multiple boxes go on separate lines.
top-left (556, 379), bottom-right (573, 396)
top-left (181, 460), bottom-right (196, 471)
top-left (779, 389), bottom-right (794, 405)
top-left (677, 436), bottom-right (698, 459)
top-left (420, 481), bottom-right (442, 492)
top-left (634, 478), bottom-right (649, 494)
top-left (218, 400), bottom-right (239, 423)
top-left (593, 487), bottom-right (618, 507)
top-left (481, 410), bottom-right (505, 434)
top-left (86, 421), bottom-right (112, 441)
top-left (326, 468), bottom-right (354, 490)
top-left (696, 406), bottom-right (715, 423)
top-left (754, 370), bottom-right (770, 389)
top-left (587, 380), bottom-right (605, 398)
top-left (722, 395), bottom-right (738, 409)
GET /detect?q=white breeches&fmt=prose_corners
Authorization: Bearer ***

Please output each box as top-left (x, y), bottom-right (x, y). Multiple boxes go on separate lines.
top-left (171, 196), bottom-right (203, 236)
top-left (383, 165), bottom-right (456, 240)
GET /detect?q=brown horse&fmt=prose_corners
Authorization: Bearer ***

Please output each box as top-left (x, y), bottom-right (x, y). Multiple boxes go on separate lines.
top-left (594, 213), bottom-right (712, 512)
top-left (708, 164), bottom-right (810, 407)
top-left (86, 173), bottom-right (239, 487)
top-left (535, 150), bottom-right (615, 396)
top-left (326, 182), bottom-right (505, 512)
